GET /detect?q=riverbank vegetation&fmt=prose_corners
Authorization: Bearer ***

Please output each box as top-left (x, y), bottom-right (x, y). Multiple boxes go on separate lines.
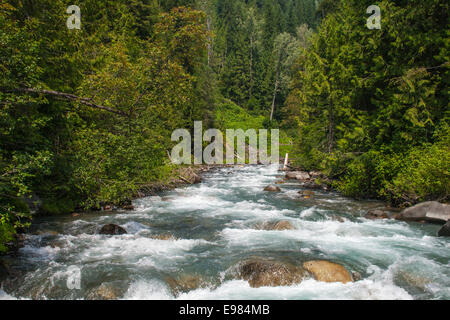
top-left (0, 0), bottom-right (449, 252)
top-left (286, 0), bottom-right (449, 206)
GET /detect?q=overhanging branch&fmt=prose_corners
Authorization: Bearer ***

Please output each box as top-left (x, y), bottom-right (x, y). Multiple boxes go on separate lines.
top-left (2, 88), bottom-right (127, 116)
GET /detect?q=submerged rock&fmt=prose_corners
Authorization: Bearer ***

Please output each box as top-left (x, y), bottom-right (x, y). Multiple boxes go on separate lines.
top-left (264, 185), bottom-right (281, 192)
top-left (152, 233), bottom-right (177, 241)
top-left (99, 224), bottom-right (127, 235)
top-left (303, 260), bottom-right (353, 284)
top-left (438, 221), bottom-right (450, 237)
top-left (396, 271), bottom-right (432, 292)
top-left (257, 220), bottom-right (295, 231)
top-left (238, 259), bottom-right (306, 288)
top-left (351, 271), bottom-right (363, 282)
top-left (35, 230), bottom-right (59, 236)
top-left (331, 215), bottom-right (345, 223)
top-left (87, 283), bottom-right (123, 300)
top-left (299, 190), bottom-right (315, 196)
top-left (365, 209), bottom-right (389, 220)
top-left (166, 274), bottom-right (207, 295)
top-left (396, 201), bottom-right (450, 224)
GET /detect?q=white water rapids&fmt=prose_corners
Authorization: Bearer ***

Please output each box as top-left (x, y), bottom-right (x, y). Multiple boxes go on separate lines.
top-left (1, 165), bottom-right (449, 300)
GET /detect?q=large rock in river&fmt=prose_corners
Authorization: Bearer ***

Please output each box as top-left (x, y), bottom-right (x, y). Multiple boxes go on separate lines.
top-left (166, 274), bottom-right (207, 295)
top-left (365, 209), bottom-right (389, 220)
top-left (396, 201), bottom-right (450, 224)
top-left (257, 220), bottom-right (295, 231)
top-left (286, 171), bottom-right (310, 181)
top-left (238, 259), bottom-right (306, 288)
top-left (303, 260), bottom-right (353, 284)
top-left (264, 185), bottom-right (281, 192)
top-left (99, 224), bottom-right (127, 235)
top-left (87, 283), bottom-right (121, 300)
top-left (438, 221), bottom-right (450, 237)
top-left (151, 233), bottom-right (177, 241)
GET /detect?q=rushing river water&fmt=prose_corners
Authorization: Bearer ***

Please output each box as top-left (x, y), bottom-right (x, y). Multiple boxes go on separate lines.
top-left (1, 165), bottom-right (449, 300)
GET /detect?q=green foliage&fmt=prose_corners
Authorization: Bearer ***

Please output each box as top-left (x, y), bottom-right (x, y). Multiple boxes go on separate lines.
top-left (290, 0), bottom-right (449, 205)
top-left (0, 1), bottom-right (210, 251)
top-left (212, 0), bottom-right (320, 117)
top-left (385, 127), bottom-right (450, 205)
top-left (216, 100), bottom-right (265, 131)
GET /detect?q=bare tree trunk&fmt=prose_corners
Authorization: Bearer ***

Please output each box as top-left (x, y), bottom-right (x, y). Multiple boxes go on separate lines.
top-left (328, 105), bottom-right (334, 154)
top-left (5, 88), bottom-right (126, 116)
top-left (249, 36), bottom-right (254, 98)
top-left (270, 79), bottom-right (279, 121)
top-left (206, 17), bottom-right (212, 66)
top-left (283, 153), bottom-right (289, 170)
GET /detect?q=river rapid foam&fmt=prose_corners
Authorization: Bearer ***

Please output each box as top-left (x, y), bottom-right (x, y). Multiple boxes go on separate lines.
top-left (1, 165), bottom-right (449, 300)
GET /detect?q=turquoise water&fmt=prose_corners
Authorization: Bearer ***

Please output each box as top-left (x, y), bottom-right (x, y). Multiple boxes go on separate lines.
top-left (1, 165), bottom-right (449, 300)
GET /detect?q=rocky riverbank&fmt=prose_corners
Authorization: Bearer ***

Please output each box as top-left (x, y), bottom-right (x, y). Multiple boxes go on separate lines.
top-left (279, 166), bottom-right (449, 237)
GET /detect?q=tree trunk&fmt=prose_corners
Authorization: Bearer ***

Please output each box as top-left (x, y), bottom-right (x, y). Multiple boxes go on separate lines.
top-left (270, 79), bottom-right (279, 121)
top-left (206, 17), bottom-right (212, 66)
top-left (249, 36), bottom-right (254, 98)
top-left (328, 105), bottom-right (334, 154)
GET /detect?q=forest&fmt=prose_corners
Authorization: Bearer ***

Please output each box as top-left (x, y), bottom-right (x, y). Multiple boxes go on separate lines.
top-left (0, 0), bottom-right (448, 252)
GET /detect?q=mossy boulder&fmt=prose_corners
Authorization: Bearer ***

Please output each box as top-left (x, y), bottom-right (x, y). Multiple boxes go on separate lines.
top-left (264, 185), bottom-right (281, 192)
top-left (303, 260), bottom-right (353, 284)
top-left (237, 259), bottom-right (306, 288)
top-left (99, 224), bottom-right (127, 235)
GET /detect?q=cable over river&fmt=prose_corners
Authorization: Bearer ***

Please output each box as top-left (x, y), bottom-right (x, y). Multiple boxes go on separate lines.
top-left (1, 165), bottom-right (449, 300)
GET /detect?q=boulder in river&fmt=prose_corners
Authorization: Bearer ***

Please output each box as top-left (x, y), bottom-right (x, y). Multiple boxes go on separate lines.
top-left (365, 209), bottom-right (389, 220)
top-left (238, 259), bottom-right (306, 288)
top-left (396, 201), bottom-right (450, 224)
top-left (299, 190), bottom-right (315, 196)
top-left (331, 215), bottom-right (345, 223)
top-left (99, 224), bottom-right (127, 235)
top-left (264, 185), bottom-right (281, 192)
top-left (258, 220), bottom-right (295, 231)
top-left (193, 174), bottom-right (202, 184)
top-left (35, 230), bottom-right (59, 236)
top-left (303, 260), bottom-right (353, 284)
top-left (438, 221), bottom-right (450, 237)
top-left (88, 283), bottom-right (120, 300)
top-left (286, 171), bottom-right (310, 181)
top-left (166, 274), bottom-right (206, 295)
top-left (152, 233), bottom-right (177, 241)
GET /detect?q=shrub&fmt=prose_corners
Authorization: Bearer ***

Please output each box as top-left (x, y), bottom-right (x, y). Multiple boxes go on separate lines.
top-left (385, 143), bottom-right (450, 205)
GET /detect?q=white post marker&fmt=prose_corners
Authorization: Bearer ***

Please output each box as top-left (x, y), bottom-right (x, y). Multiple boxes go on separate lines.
top-left (283, 153), bottom-right (289, 170)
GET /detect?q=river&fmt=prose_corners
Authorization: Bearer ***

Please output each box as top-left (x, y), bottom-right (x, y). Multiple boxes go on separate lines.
top-left (1, 165), bottom-right (449, 300)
